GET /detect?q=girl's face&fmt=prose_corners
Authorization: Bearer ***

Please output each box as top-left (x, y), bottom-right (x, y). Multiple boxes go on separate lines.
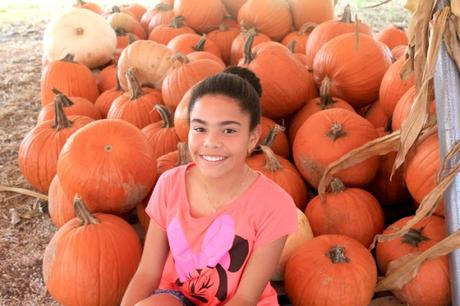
top-left (188, 94), bottom-right (260, 179)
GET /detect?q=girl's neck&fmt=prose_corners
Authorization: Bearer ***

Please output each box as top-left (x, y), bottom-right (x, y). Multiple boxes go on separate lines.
top-left (198, 164), bottom-right (249, 193)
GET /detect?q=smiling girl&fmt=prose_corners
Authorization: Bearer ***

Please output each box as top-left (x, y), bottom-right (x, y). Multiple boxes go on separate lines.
top-left (121, 67), bottom-right (298, 306)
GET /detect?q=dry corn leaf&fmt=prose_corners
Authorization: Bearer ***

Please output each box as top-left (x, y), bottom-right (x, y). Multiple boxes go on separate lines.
top-left (375, 229), bottom-right (460, 292)
top-left (452, 0), bottom-right (460, 17)
top-left (393, 7), bottom-right (449, 174)
top-left (405, 0), bottom-right (419, 13)
top-left (0, 185), bottom-right (48, 200)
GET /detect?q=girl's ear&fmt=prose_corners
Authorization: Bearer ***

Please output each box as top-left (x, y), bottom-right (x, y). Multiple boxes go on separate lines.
top-left (248, 124), bottom-right (261, 153)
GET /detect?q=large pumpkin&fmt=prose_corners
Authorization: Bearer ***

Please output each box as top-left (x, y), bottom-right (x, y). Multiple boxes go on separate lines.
top-left (313, 32), bottom-right (392, 108)
top-left (57, 119), bottom-right (157, 214)
top-left (305, 178), bottom-right (385, 247)
top-left (117, 40), bottom-right (175, 91)
top-left (43, 197), bottom-right (142, 306)
top-left (284, 234), bottom-right (377, 306)
top-left (18, 99), bottom-right (93, 192)
top-left (376, 215), bottom-right (449, 306)
top-left (48, 175), bottom-right (74, 228)
top-left (293, 108), bottom-right (380, 188)
top-left (44, 8), bottom-right (116, 69)
top-left (148, 16), bottom-right (195, 45)
top-left (230, 27), bottom-right (271, 65)
top-left (207, 23), bottom-right (240, 65)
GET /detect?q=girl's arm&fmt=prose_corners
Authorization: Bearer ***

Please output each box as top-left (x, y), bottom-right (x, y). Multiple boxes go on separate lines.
top-left (120, 220), bottom-right (170, 306)
top-left (225, 236), bottom-right (288, 306)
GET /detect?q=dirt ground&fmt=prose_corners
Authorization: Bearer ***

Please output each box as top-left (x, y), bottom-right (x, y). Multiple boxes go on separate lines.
top-left (0, 1), bottom-right (408, 305)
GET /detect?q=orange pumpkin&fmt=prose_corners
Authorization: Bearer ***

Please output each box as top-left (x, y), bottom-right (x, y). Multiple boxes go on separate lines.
top-left (207, 23), bottom-right (240, 65)
top-left (94, 77), bottom-right (124, 118)
top-left (247, 146), bottom-right (309, 210)
top-left (376, 25), bottom-right (409, 50)
top-left (281, 23), bottom-right (316, 54)
top-left (238, 0), bottom-right (292, 41)
top-left (148, 16), bottom-right (195, 45)
top-left (118, 3), bottom-right (147, 22)
top-left (258, 117), bottom-right (290, 159)
top-left (161, 54), bottom-right (224, 111)
top-left (359, 99), bottom-right (390, 130)
top-left (287, 77), bottom-right (355, 143)
top-left (48, 175), bottom-right (74, 228)
top-left (376, 215), bottom-right (449, 306)
top-left (287, 0), bottom-right (334, 30)
top-left (305, 5), bottom-right (372, 68)
top-left (230, 27), bottom-right (271, 65)
top-left (222, 0), bottom-right (247, 19)
top-left (173, 0), bottom-right (225, 33)
top-left (379, 57), bottom-right (415, 117)
top-left (43, 197), bottom-right (142, 306)
top-left (187, 51), bottom-right (226, 67)
top-left (239, 40), bottom-right (318, 118)
top-left (41, 54), bottom-right (99, 106)
top-left (157, 142), bottom-right (192, 176)
top-left (108, 69), bottom-right (163, 129)
top-left (142, 3), bottom-right (175, 32)
top-left (19, 99), bottom-right (93, 192)
top-left (141, 104), bottom-right (180, 160)
top-left (313, 32), bottom-right (392, 108)
top-left (391, 44), bottom-right (407, 60)
top-left (38, 89), bottom-right (101, 123)
top-left (73, 0), bottom-right (103, 14)
top-left (305, 178), bottom-right (385, 247)
top-left (404, 133), bottom-right (444, 215)
top-left (293, 108), bottom-right (380, 188)
top-left (173, 87), bottom-right (192, 142)
top-left (285, 234), bottom-right (377, 306)
top-left (167, 33), bottom-right (223, 59)
top-left (57, 119), bottom-right (157, 214)
top-left (97, 63), bottom-right (117, 93)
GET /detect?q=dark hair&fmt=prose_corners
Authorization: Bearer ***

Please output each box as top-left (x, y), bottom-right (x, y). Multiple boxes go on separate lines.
top-left (188, 67), bottom-right (261, 131)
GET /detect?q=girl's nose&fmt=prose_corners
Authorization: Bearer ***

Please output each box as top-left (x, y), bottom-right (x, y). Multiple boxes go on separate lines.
top-left (203, 131), bottom-right (222, 148)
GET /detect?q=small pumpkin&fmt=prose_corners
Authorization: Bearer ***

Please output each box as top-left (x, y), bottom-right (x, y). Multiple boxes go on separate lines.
top-left (43, 196), bottom-right (142, 306)
top-left (107, 6), bottom-right (147, 39)
top-left (141, 3), bottom-right (174, 32)
top-left (376, 25), bottom-right (409, 51)
top-left (305, 178), bottom-right (385, 247)
top-left (157, 142), bottom-right (192, 176)
top-left (97, 63), bottom-right (117, 93)
top-left (284, 234), bottom-right (377, 306)
top-left (207, 22), bottom-right (240, 65)
top-left (48, 175), bottom-right (74, 228)
top-left (258, 117), bottom-right (290, 159)
top-left (287, 0), bottom-right (334, 30)
top-left (167, 33), bottom-right (223, 59)
top-left (148, 15), bottom-right (195, 45)
top-left (108, 68), bottom-right (163, 129)
top-left (94, 75), bottom-right (124, 118)
top-left (281, 23), bottom-right (316, 54)
top-left (359, 99), bottom-right (390, 130)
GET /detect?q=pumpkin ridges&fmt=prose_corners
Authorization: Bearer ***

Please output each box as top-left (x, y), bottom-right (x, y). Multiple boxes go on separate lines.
top-left (173, 0), bottom-right (225, 33)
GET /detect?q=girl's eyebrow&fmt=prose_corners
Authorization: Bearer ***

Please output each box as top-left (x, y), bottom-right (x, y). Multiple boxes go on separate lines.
top-left (190, 118), bottom-right (241, 126)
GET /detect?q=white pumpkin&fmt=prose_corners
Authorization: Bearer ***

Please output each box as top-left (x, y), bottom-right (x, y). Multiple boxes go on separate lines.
top-left (271, 208), bottom-right (314, 281)
top-left (44, 8), bottom-right (117, 69)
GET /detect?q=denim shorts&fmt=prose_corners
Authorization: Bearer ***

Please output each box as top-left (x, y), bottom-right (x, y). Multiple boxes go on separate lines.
top-left (154, 289), bottom-right (195, 306)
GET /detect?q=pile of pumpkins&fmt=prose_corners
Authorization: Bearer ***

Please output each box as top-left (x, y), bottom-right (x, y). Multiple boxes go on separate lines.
top-left (17, 0), bottom-right (449, 305)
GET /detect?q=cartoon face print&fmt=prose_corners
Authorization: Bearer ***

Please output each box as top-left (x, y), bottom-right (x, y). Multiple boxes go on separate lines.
top-left (167, 215), bottom-right (249, 304)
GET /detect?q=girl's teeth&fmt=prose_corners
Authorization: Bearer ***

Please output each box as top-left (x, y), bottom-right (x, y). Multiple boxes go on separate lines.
top-left (202, 155), bottom-right (225, 161)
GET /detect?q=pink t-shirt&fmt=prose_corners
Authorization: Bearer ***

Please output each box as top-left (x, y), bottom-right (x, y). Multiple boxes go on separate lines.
top-left (146, 163), bottom-right (298, 305)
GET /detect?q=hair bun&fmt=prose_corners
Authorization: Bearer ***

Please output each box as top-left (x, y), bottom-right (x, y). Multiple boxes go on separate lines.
top-left (223, 66), bottom-right (262, 97)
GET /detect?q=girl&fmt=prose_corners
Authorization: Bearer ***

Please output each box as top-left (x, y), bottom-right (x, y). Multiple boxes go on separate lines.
top-left (121, 68), bottom-right (298, 306)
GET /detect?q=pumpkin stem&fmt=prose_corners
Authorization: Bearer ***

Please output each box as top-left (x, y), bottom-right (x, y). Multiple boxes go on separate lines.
top-left (115, 28), bottom-right (127, 36)
top-left (73, 194), bottom-right (100, 225)
top-left (155, 2), bottom-right (171, 11)
top-left (171, 53), bottom-right (190, 68)
top-left (53, 95), bottom-right (73, 131)
top-left (354, 14), bottom-right (360, 51)
top-left (76, 0), bottom-right (86, 5)
top-left (170, 15), bottom-right (185, 28)
top-left (318, 77), bottom-right (337, 109)
top-left (51, 88), bottom-right (75, 107)
top-left (326, 245), bottom-right (350, 263)
top-left (112, 5), bottom-right (121, 13)
top-left (61, 54), bottom-right (75, 62)
top-left (155, 104), bottom-right (173, 128)
top-left (287, 40), bottom-right (297, 53)
top-left (127, 33), bottom-right (136, 45)
top-left (260, 145), bottom-right (283, 172)
top-left (330, 177), bottom-right (346, 193)
top-left (340, 4), bottom-right (353, 23)
top-left (126, 68), bottom-right (143, 100)
top-left (243, 29), bottom-right (257, 65)
top-left (326, 122), bottom-right (346, 140)
top-left (402, 228), bottom-right (430, 247)
top-left (218, 22), bottom-right (229, 32)
top-left (299, 22), bottom-right (316, 35)
top-left (177, 142), bottom-right (191, 165)
top-left (261, 124), bottom-right (285, 148)
top-left (192, 34), bottom-right (207, 52)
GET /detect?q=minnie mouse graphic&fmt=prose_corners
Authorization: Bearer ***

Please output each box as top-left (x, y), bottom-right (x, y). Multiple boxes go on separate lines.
top-left (167, 214), bottom-right (249, 305)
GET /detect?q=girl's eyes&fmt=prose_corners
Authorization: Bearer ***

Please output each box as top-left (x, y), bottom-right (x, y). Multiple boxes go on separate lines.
top-left (193, 127), bottom-right (206, 133)
top-left (192, 127), bottom-right (238, 134)
top-left (223, 128), bottom-right (236, 134)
